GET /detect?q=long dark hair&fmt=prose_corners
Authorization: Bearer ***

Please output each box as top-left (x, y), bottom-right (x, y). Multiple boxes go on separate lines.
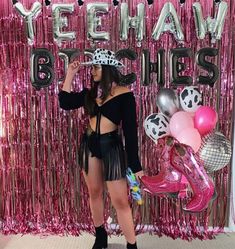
top-left (85, 65), bottom-right (121, 116)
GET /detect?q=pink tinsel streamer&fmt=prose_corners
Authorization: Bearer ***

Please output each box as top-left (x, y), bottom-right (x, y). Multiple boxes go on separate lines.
top-left (0, 0), bottom-right (234, 241)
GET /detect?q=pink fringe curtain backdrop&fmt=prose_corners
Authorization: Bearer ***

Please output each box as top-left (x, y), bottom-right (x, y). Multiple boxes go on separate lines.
top-left (0, 0), bottom-right (234, 240)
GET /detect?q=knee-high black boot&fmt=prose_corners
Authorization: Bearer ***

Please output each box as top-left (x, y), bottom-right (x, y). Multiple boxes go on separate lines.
top-left (92, 225), bottom-right (108, 249)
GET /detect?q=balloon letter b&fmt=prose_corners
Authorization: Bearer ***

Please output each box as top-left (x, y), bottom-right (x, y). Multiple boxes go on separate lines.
top-left (30, 48), bottom-right (55, 90)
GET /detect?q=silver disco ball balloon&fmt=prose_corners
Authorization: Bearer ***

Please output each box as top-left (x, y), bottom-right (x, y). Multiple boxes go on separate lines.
top-left (198, 132), bottom-right (232, 172)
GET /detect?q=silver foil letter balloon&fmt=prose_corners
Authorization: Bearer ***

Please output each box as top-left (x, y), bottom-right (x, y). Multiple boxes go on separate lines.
top-left (52, 4), bottom-right (76, 46)
top-left (192, 1), bottom-right (228, 42)
top-left (87, 3), bottom-right (110, 41)
top-left (152, 2), bottom-right (184, 42)
top-left (120, 3), bottom-right (145, 44)
top-left (14, 1), bottom-right (42, 45)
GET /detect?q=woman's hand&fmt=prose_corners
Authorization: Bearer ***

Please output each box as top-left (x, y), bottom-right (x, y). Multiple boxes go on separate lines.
top-left (135, 170), bottom-right (144, 181)
top-left (61, 60), bottom-right (80, 92)
top-left (67, 60), bottom-right (81, 76)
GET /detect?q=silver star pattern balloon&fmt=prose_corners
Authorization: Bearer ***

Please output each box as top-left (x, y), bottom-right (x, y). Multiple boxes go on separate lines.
top-left (198, 132), bottom-right (232, 172)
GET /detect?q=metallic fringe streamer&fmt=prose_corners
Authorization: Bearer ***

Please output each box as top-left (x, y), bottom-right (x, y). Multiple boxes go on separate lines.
top-left (0, 0), bottom-right (234, 240)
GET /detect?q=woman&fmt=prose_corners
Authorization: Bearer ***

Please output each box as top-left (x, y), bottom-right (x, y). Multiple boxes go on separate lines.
top-left (58, 48), bottom-right (143, 249)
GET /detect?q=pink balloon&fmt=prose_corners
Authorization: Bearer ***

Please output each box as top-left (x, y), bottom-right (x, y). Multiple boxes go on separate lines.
top-left (194, 106), bottom-right (217, 136)
top-left (188, 112), bottom-right (195, 118)
top-left (169, 111), bottom-right (194, 138)
top-left (176, 128), bottom-right (201, 152)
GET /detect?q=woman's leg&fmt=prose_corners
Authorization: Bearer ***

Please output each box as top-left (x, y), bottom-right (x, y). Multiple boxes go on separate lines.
top-left (106, 178), bottom-right (136, 244)
top-left (82, 155), bottom-right (105, 227)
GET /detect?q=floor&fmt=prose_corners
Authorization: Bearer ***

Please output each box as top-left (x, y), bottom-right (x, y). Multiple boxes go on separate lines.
top-left (0, 232), bottom-right (235, 249)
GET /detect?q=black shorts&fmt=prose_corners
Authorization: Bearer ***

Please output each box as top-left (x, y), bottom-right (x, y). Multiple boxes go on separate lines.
top-left (78, 129), bottom-right (127, 181)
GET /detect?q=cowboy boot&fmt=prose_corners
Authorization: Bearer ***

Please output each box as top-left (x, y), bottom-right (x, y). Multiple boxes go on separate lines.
top-left (141, 136), bottom-right (187, 197)
top-left (92, 225), bottom-right (108, 249)
top-left (170, 143), bottom-right (215, 212)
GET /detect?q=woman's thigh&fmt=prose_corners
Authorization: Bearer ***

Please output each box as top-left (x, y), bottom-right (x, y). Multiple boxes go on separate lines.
top-left (82, 155), bottom-right (105, 195)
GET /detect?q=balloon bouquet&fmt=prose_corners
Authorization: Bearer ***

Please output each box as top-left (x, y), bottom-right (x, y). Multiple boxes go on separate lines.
top-left (141, 86), bottom-right (232, 213)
